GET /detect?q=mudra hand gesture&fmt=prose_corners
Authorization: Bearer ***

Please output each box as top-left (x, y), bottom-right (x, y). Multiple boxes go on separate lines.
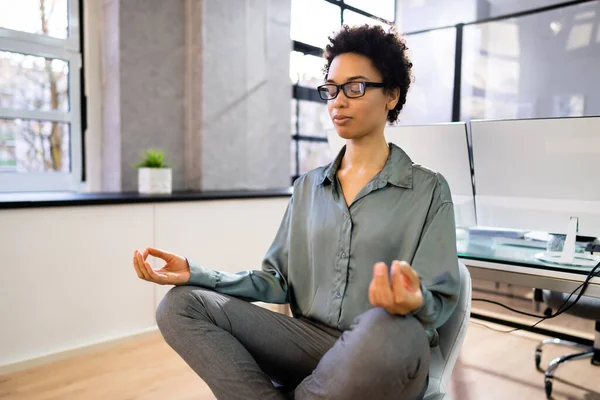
top-left (133, 248), bottom-right (190, 285)
top-left (368, 260), bottom-right (423, 315)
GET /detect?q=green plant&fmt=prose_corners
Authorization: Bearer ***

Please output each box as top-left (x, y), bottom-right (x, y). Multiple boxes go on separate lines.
top-left (134, 149), bottom-right (168, 168)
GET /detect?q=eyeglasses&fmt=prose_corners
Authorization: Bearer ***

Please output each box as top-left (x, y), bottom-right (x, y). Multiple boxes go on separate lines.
top-left (317, 81), bottom-right (385, 100)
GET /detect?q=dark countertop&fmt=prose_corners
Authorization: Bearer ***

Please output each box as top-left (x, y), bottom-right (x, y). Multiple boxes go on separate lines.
top-left (0, 188), bottom-right (293, 209)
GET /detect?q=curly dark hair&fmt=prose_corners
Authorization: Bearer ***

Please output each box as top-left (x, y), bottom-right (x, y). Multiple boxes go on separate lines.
top-left (323, 24), bottom-right (413, 123)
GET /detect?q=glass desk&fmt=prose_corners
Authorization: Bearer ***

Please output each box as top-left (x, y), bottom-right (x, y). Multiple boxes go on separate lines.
top-left (456, 229), bottom-right (600, 299)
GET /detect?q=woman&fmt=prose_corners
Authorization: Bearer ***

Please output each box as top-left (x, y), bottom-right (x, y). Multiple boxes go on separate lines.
top-left (133, 24), bottom-right (460, 400)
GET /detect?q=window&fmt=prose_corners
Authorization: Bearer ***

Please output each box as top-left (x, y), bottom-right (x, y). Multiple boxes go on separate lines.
top-left (289, 51), bottom-right (326, 88)
top-left (398, 27), bottom-right (456, 125)
top-left (400, 0), bottom-right (476, 33)
top-left (480, 0), bottom-right (578, 20)
top-left (290, 0), bottom-right (396, 181)
top-left (291, 0), bottom-right (341, 48)
top-left (0, 0), bottom-right (82, 192)
top-left (461, 0), bottom-right (600, 121)
top-left (291, 1), bottom-right (600, 183)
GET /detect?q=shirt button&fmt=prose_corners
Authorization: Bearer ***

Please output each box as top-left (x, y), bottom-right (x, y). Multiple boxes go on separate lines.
top-left (341, 252), bottom-right (346, 258)
top-left (335, 292), bottom-right (341, 298)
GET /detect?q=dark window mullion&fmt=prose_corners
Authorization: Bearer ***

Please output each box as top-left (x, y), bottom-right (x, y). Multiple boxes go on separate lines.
top-left (293, 85), bottom-right (327, 103)
top-left (79, 0), bottom-right (87, 182)
top-left (293, 135), bottom-right (328, 143)
top-left (295, 95), bottom-right (300, 178)
top-left (293, 41), bottom-right (323, 57)
top-left (451, 23), bottom-right (463, 122)
top-left (331, 0), bottom-right (395, 25)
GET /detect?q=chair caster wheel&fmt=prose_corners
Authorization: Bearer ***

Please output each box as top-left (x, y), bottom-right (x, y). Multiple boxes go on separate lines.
top-left (545, 379), bottom-right (553, 399)
top-left (535, 354), bottom-right (541, 369)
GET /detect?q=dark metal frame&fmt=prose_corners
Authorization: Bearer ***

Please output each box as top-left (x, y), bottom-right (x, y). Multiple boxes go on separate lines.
top-left (291, 0), bottom-right (599, 183)
top-left (317, 82), bottom-right (386, 100)
top-left (79, 0), bottom-right (87, 182)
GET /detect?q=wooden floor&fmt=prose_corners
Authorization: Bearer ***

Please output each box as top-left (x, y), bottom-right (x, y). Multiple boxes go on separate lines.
top-left (1, 321), bottom-right (599, 400)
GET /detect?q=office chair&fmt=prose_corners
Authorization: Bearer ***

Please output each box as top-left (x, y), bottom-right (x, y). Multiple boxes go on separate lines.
top-left (534, 290), bottom-right (600, 398)
top-left (423, 261), bottom-right (472, 400)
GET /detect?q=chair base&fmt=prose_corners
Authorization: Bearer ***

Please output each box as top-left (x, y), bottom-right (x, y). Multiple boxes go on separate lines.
top-left (535, 338), bottom-right (599, 399)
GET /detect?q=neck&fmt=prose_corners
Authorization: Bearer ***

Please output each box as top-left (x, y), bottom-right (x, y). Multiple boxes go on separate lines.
top-left (340, 131), bottom-right (390, 173)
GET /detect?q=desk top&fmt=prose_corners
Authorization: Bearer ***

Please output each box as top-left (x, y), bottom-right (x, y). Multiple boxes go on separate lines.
top-left (456, 229), bottom-right (599, 276)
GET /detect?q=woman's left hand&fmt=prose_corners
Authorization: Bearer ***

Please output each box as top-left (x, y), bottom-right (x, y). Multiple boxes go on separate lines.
top-left (368, 260), bottom-right (423, 315)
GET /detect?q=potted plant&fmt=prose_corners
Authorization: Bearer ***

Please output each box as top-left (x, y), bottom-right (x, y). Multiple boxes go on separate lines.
top-left (135, 149), bottom-right (172, 194)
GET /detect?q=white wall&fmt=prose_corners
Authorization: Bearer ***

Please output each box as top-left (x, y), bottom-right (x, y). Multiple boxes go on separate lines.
top-left (153, 199), bottom-right (290, 303)
top-left (0, 198), bottom-right (290, 372)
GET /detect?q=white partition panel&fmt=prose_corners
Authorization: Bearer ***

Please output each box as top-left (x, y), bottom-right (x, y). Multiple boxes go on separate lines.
top-left (327, 123), bottom-right (475, 227)
top-left (471, 117), bottom-right (600, 237)
top-left (0, 205), bottom-right (156, 369)
top-left (153, 198), bottom-right (290, 307)
top-left (0, 198), bottom-right (292, 372)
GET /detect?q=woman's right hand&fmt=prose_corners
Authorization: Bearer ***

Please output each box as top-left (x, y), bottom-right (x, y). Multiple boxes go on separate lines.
top-left (133, 248), bottom-right (191, 285)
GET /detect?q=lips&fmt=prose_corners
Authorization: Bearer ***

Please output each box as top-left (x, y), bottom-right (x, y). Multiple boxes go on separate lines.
top-left (333, 115), bottom-right (351, 125)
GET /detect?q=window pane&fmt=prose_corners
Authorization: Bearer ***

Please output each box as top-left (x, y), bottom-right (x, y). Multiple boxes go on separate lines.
top-left (0, 119), bottom-right (70, 172)
top-left (0, 0), bottom-right (69, 39)
top-left (289, 51), bottom-right (326, 88)
top-left (401, 0), bottom-right (582, 33)
top-left (481, 0), bottom-right (577, 20)
top-left (0, 51), bottom-right (69, 111)
top-left (461, 1), bottom-right (600, 121)
top-left (299, 100), bottom-right (333, 137)
top-left (343, 10), bottom-right (391, 30)
top-left (397, 28), bottom-right (456, 125)
top-left (299, 140), bottom-right (332, 175)
top-left (291, 0), bottom-right (341, 48)
top-left (345, 0), bottom-right (395, 21)
top-left (401, 0), bottom-right (476, 33)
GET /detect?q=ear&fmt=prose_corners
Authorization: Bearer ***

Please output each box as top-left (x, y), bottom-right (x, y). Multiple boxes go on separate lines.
top-left (386, 87), bottom-right (400, 111)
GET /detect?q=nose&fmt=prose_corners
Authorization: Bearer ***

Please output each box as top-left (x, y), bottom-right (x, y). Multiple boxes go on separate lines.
top-left (331, 87), bottom-right (349, 109)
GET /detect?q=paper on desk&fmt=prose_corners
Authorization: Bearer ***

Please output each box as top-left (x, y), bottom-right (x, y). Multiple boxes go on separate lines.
top-left (524, 231), bottom-right (550, 242)
top-left (468, 226), bottom-right (529, 238)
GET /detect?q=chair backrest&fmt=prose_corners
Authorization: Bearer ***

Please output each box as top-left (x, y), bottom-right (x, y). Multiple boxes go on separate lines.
top-left (426, 261), bottom-right (472, 397)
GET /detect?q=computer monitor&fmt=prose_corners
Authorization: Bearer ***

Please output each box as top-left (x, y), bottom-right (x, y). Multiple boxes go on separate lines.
top-left (326, 122), bottom-right (476, 228)
top-left (470, 116), bottom-right (600, 238)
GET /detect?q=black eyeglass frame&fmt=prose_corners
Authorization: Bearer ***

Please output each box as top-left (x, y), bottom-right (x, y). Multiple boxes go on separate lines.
top-left (316, 81), bottom-right (386, 100)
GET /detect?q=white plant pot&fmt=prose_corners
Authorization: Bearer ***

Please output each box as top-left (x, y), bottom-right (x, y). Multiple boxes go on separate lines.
top-left (138, 168), bottom-right (172, 194)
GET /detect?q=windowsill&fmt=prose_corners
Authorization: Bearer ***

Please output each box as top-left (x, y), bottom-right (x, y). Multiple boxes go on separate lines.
top-left (0, 188), bottom-right (293, 209)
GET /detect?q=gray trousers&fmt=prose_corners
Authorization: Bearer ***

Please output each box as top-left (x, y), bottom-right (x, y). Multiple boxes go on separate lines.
top-left (156, 286), bottom-right (430, 400)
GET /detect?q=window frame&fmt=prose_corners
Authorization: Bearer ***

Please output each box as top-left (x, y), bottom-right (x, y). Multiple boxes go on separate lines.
top-left (0, 0), bottom-right (83, 192)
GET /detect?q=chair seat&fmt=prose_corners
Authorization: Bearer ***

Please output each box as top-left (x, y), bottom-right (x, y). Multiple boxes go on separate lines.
top-left (424, 376), bottom-right (442, 399)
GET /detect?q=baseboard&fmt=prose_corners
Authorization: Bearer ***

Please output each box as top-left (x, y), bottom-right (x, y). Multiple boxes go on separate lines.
top-left (0, 326), bottom-right (159, 376)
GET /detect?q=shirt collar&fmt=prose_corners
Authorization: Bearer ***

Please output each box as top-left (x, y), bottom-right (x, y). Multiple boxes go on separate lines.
top-left (317, 143), bottom-right (414, 189)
